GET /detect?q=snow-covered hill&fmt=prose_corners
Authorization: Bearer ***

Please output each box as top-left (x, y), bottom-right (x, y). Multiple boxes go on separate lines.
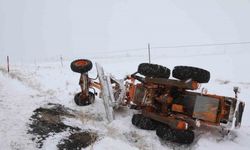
top-left (0, 50), bottom-right (250, 150)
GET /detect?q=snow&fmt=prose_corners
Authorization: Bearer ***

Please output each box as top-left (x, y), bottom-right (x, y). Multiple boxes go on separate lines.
top-left (93, 137), bottom-right (139, 150)
top-left (0, 50), bottom-right (250, 150)
top-left (0, 71), bottom-right (44, 150)
top-left (1, 0), bottom-right (250, 149)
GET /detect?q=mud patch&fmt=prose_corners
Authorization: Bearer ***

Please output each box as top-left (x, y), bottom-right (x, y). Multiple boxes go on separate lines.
top-left (28, 103), bottom-right (97, 149)
top-left (57, 132), bottom-right (98, 150)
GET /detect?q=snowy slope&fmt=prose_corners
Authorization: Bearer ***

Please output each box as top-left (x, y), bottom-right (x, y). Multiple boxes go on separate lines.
top-left (0, 50), bottom-right (250, 150)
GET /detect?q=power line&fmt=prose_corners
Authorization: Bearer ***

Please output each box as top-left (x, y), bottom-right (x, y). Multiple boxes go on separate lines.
top-left (152, 41), bottom-right (250, 49)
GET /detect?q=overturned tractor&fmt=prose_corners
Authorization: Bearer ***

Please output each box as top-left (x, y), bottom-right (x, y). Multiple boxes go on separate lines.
top-left (70, 59), bottom-right (245, 144)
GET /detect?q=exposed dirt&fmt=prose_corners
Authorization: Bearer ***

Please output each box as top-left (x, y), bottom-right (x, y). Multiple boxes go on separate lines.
top-left (57, 132), bottom-right (98, 150)
top-left (27, 103), bottom-right (97, 149)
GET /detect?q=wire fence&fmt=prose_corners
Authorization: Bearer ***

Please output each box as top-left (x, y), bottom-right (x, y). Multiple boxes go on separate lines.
top-left (80, 41), bottom-right (250, 61)
top-left (1, 41), bottom-right (250, 67)
top-left (84, 41), bottom-right (250, 54)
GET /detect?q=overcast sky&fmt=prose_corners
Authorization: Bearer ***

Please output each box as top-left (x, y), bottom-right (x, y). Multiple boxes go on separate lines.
top-left (0, 0), bottom-right (250, 62)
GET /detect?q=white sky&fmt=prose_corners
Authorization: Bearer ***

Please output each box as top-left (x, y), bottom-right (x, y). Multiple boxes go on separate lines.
top-left (0, 0), bottom-right (250, 62)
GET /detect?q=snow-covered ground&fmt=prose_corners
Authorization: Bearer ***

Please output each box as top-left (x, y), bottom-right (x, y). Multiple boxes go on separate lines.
top-left (0, 50), bottom-right (250, 150)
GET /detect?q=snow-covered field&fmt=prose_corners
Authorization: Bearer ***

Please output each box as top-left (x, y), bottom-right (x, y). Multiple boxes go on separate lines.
top-left (0, 50), bottom-right (250, 150)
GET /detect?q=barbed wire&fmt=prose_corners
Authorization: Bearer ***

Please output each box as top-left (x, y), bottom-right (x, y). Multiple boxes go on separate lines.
top-left (2, 41), bottom-right (250, 64)
top-left (91, 41), bottom-right (250, 54)
top-left (152, 41), bottom-right (250, 49)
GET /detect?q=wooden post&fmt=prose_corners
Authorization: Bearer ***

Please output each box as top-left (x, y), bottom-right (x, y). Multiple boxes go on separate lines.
top-left (7, 56), bottom-right (10, 73)
top-left (60, 56), bottom-right (63, 67)
top-left (148, 43), bottom-right (151, 63)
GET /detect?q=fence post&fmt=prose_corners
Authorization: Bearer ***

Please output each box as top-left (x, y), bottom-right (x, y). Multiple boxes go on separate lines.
top-left (60, 56), bottom-right (63, 67)
top-left (148, 43), bottom-right (151, 63)
top-left (7, 56), bottom-right (10, 73)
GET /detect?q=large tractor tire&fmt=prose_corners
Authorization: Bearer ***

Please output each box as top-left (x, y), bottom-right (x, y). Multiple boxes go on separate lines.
top-left (71, 59), bottom-right (93, 74)
top-left (138, 63), bottom-right (170, 78)
top-left (156, 125), bottom-right (194, 144)
top-left (74, 92), bottom-right (95, 106)
top-left (132, 114), bottom-right (158, 130)
top-left (172, 66), bottom-right (210, 83)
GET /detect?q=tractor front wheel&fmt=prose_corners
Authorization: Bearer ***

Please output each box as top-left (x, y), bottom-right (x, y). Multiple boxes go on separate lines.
top-left (74, 92), bottom-right (95, 106)
top-left (71, 59), bottom-right (93, 73)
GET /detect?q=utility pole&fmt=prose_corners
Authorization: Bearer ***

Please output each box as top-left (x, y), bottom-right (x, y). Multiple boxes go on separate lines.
top-left (148, 43), bottom-right (151, 63)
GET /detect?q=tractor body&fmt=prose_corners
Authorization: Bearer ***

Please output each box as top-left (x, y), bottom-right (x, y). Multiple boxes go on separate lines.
top-left (127, 77), bottom-right (244, 130)
top-left (70, 59), bottom-right (245, 144)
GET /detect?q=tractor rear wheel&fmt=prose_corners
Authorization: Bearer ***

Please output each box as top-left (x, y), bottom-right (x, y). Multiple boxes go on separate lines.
top-left (172, 66), bottom-right (210, 83)
top-left (74, 92), bottom-right (95, 106)
top-left (132, 114), bottom-right (158, 130)
top-left (138, 63), bottom-right (170, 78)
top-left (156, 125), bottom-right (194, 144)
top-left (71, 59), bottom-right (93, 73)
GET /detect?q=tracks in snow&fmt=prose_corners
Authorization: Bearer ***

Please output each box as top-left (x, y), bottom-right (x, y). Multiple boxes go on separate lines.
top-left (0, 67), bottom-right (56, 98)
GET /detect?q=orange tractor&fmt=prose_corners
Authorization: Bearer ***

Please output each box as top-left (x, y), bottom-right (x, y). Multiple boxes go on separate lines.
top-left (70, 59), bottom-right (245, 144)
